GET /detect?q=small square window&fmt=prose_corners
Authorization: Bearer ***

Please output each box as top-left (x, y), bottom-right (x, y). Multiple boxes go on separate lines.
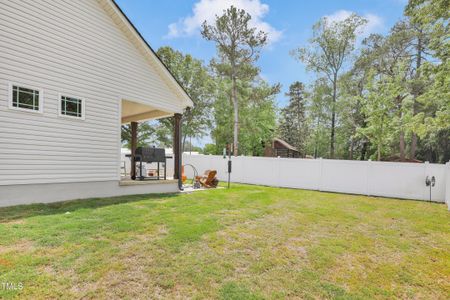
top-left (9, 84), bottom-right (43, 112)
top-left (60, 95), bottom-right (85, 119)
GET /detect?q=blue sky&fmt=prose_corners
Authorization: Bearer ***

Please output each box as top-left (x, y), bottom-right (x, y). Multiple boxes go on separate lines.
top-left (116, 0), bottom-right (407, 107)
top-left (115, 0), bottom-right (406, 145)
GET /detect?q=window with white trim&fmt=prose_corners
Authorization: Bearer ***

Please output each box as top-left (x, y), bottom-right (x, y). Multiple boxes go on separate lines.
top-left (59, 95), bottom-right (84, 119)
top-left (9, 84), bottom-right (42, 112)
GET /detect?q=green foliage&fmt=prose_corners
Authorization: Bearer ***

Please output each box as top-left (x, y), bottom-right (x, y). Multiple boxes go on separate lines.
top-left (182, 139), bottom-right (202, 153)
top-left (156, 46), bottom-right (215, 149)
top-left (120, 2), bottom-right (448, 163)
top-left (292, 13), bottom-right (367, 158)
top-left (201, 6), bottom-right (267, 79)
top-left (212, 77), bottom-right (279, 156)
top-left (238, 80), bottom-right (279, 156)
top-left (406, 0), bottom-right (449, 58)
top-left (292, 14), bottom-right (367, 80)
top-left (121, 121), bottom-right (173, 149)
top-left (406, 0), bottom-right (450, 144)
top-left (285, 1), bottom-right (449, 163)
top-left (202, 143), bottom-right (219, 155)
top-left (358, 71), bottom-right (400, 160)
top-left (336, 72), bottom-right (368, 160)
top-left (279, 81), bottom-right (309, 155)
top-left (305, 79), bottom-right (333, 158)
top-left (121, 122), bottom-right (155, 148)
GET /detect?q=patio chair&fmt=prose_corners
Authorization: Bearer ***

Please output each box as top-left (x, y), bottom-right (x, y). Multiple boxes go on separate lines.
top-left (196, 170), bottom-right (218, 188)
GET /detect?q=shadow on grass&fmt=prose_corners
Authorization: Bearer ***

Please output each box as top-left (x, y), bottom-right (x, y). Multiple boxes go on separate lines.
top-left (0, 193), bottom-right (179, 223)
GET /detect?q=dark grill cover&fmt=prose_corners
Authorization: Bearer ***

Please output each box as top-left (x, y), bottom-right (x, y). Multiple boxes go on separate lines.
top-left (135, 147), bottom-right (166, 163)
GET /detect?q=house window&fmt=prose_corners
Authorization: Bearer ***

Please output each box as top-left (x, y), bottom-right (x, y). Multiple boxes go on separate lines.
top-left (59, 95), bottom-right (85, 119)
top-left (9, 84), bottom-right (43, 112)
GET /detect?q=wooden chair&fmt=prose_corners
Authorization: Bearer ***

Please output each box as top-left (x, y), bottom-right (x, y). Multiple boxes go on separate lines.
top-left (196, 170), bottom-right (218, 188)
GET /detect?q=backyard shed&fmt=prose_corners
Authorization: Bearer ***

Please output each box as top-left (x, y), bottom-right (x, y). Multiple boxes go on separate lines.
top-left (264, 138), bottom-right (301, 158)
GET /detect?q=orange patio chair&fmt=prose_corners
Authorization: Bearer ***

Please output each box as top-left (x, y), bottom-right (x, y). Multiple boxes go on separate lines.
top-left (196, 170), bottom-right (218, 188)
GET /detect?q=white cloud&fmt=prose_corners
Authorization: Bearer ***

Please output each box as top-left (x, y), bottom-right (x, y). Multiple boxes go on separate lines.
top-left (324, 10), bottom-right (384, 37)
top-left (167, 0), bottom-right (282, 44)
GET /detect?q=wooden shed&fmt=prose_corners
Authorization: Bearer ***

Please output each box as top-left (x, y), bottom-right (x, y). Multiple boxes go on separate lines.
top-left (264, 138), bottom-right (301, 158)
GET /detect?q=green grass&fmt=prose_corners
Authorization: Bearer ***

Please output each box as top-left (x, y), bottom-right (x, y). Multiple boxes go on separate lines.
top-left (0, 184), bottom-right (449, 299)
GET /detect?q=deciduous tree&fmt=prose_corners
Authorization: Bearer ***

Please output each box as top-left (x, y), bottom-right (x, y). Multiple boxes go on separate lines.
top-left (292, 14), bottom-right (367, 158)
top-left (121, 122), bottom-right (156, 148)
top-left (156, 46), bottom-right (214, 150)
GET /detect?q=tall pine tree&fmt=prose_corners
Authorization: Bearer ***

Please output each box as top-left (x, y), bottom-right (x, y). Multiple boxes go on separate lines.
top-left (201, 6), bottom-right (267, 156)
top-left (279, 82), bottom-right (309, 156)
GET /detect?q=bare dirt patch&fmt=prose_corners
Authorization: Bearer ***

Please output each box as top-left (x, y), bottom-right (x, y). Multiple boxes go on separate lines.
top-left (0, 240), bottom-right (34, 255)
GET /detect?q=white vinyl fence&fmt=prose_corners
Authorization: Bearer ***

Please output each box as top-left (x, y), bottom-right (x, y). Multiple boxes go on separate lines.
top-left (183, 154), bottom-right (450, 206)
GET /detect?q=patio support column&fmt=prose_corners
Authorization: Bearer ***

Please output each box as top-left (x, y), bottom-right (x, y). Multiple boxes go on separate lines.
top-left (130, 121), bottom-right (138, 180)
top-left (173, 113), bottom-right (182, 184)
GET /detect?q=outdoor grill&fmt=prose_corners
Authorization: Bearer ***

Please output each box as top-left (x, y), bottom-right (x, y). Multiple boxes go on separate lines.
top-left (136, 147), bottom-right (165, 163)
top-left (134, 147), bottom-right (167, 180)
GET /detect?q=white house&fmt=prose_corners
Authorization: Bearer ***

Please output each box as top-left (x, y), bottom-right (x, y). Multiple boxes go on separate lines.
top-left (0, 0), bottom-right (193, 207)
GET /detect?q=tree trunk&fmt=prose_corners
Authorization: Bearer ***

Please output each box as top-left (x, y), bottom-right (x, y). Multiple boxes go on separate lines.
top-left (360, 140), bottom-right (368, 161)
top-left (377, 144), bottom-right (381, 161)
top-left (411, 133), bottom-right (418, 159)
top-left (232, 74), bottom-right (239, 156)
top-left (399, 131), bottom-right (405, 161)
top-left (377, 117), bottom-right (384, 161)
top-left (182, 134), bottom-right (187, 153)
top-left (314, 117), bottom-right (320, 158)
top-left (330, 74), bottom-right (337, 159)
top-left (349, 137), bottom-right (354, 160)
top-left (397, 95), bottom-right (405, 161)
top-left (410, 31), bottom-right (423, 160)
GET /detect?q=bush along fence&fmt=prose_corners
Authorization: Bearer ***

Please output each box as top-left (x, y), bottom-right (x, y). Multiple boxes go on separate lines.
top-left (182, 154), bottom-right (450, 207)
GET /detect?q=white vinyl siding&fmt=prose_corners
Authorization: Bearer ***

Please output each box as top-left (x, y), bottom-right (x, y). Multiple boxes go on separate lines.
top-left (0, 0), bottom-right (184, 186)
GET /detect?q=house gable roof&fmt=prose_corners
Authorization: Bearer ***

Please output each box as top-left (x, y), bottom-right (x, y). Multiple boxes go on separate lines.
top-left (98, 0), bottom-right (194, 108)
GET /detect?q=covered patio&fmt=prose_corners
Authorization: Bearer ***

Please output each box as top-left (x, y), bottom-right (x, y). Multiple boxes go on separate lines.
top-left (120, 99), bottom-right (183, 188)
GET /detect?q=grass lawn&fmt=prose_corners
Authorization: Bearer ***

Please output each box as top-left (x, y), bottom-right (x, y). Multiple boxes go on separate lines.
top-left (0, 184), bottom-right (449, 299)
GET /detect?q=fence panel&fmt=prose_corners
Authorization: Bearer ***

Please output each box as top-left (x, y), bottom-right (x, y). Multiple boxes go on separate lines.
top-left (445, 163), bottom-right (450, 207)
top-left (367, 162), bottom-right (443, 201)
top-left (238, 157), bottom-right (278, 186)
top-left (183, 154), bottom-right (448, 203)
top-left (426, 164), bottom-right (447, 202)
top-left (321, 159), bottom-right (369, 195)
top-left (277, 158), bottom-right (321, 190)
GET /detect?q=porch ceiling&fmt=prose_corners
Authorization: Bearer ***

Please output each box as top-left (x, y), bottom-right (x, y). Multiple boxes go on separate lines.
top-left (121, 100), bottom-right (172, 124)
